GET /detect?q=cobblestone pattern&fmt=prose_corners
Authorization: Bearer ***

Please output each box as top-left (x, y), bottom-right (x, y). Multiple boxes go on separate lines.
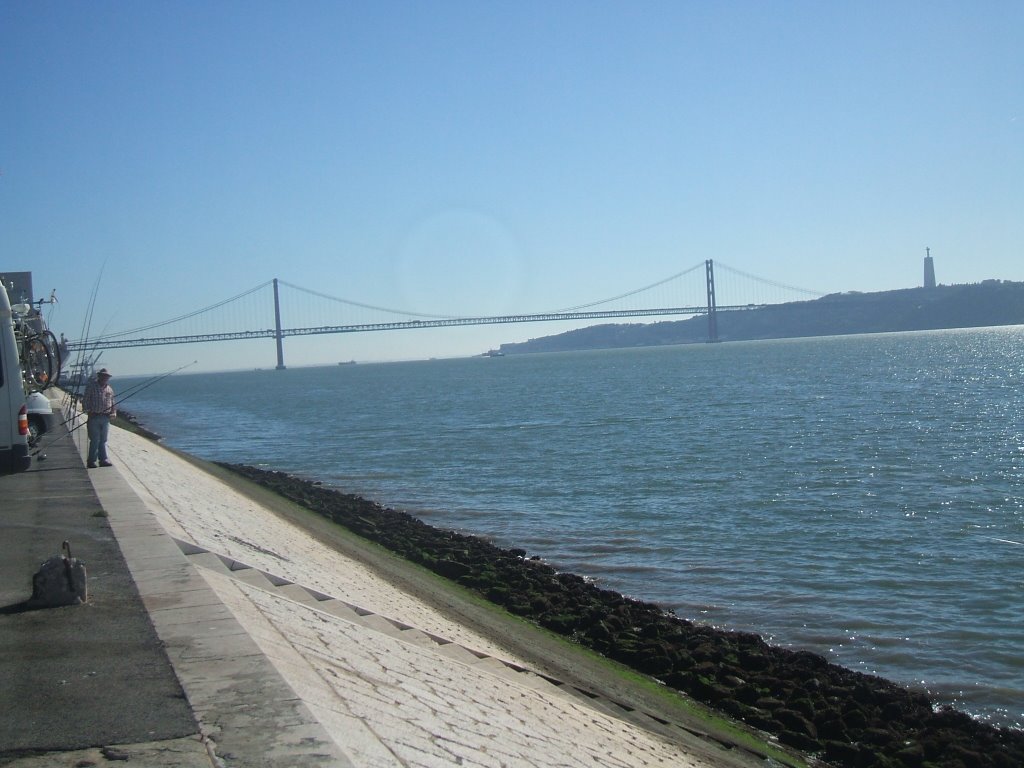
top-left (203, 567), bottom-right (713, 768)
top-left (111, 431), bottom-right (517, 655)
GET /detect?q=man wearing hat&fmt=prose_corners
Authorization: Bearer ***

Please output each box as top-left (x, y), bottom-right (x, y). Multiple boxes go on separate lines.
top-left (83, 368), bottom-right (117, 468)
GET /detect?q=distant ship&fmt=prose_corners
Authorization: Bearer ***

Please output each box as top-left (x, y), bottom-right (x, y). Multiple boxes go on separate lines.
top-left (482, 349), bottom-right (505, 357)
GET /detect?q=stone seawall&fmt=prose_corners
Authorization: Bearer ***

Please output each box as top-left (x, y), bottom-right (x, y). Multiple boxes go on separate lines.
top-left (220, 462), bottom-right (1024, 768)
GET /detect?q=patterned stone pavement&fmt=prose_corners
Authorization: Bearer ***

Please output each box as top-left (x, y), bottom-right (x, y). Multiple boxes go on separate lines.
top-left (77, 424), bottom-right (767, 767)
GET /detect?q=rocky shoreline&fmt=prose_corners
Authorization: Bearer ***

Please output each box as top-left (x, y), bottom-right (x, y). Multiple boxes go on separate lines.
top-left (219, 463), bottom-right (1023, 768)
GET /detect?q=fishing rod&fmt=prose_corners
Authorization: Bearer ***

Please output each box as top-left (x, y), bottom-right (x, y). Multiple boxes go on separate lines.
top-left (32, 360), bottom-right (198, 457)
top-left (115, 359), bottom-right (198, 406)
top-left (62, 266), bottom-right (107, 412)
top-left (56, 358), bottom-right (197, 429)
top-left (38, 359), bottom-right (197, 453)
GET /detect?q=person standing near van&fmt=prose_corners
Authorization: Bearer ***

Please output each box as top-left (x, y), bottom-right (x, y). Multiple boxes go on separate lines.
top-left (83, 368), bottom-right (116, 468)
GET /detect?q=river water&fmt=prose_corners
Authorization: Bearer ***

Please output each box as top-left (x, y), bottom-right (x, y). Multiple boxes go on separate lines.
top-left (118, 326), bottom-right (1024, 728)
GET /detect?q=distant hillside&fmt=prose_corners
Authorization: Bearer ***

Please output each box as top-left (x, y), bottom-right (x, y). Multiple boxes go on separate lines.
top-left (498, 280), bottom-right (1024, 354)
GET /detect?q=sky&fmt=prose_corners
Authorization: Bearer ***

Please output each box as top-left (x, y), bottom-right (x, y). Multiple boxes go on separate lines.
top-left (2, 1), bottom-right (1022, 374)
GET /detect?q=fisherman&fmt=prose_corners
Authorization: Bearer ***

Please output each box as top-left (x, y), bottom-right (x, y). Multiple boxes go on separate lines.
top-left (83, 368), bottom-right (116, 468)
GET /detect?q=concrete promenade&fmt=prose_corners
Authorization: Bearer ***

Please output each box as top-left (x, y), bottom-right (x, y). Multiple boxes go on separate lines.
top-left (1, 410), bottom-right (776, 767)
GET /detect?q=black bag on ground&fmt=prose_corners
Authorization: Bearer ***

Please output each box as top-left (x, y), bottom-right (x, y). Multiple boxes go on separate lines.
top-left (29, 540), bottom-right (88, 608)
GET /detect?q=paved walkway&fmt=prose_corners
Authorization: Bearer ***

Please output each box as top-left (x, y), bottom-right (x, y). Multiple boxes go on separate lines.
top-left (1, 407), bottom-right (769, 767)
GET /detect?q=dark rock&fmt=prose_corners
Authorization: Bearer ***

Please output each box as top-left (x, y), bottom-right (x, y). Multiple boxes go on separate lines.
top-left (733, 684), bottom-right (761, 706)
top-left (738, 648), bottom-right (772, 671)
top-left (815, 712), bottom-right (849, 742)
top-left (790, 696), bottom-right (816, 719)
top-left (742, 709), bottom-right (778, 733)
top-left (636, 654), bottom-right (673, 677)
top-left (433, 558), bottom-right (471, 580)
top-left (754, 696), bottom-right (786, 711)
top-left (893, 741), bottom-right (925, 767)
top-left (861, 726), bottom-right (898, 748)
top-left (845, 707), bottom-right (869, 731)
top-left (774, 708), bottom-right (817, 739)
top-left (824, 739), bottom-right (864, 766)
top-left (778, 728), bottom-right (821, 753)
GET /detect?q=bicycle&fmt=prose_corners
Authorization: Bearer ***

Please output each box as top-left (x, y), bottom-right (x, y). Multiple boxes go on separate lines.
top-left (11, 299), bottom-right (62, 392)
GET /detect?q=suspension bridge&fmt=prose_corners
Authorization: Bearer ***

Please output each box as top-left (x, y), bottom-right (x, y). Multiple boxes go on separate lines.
top-left (67, 260), bottom-right (822, 369)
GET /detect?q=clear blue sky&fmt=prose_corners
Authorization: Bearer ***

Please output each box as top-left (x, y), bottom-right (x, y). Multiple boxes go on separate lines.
top-left (2, 2), bottom-right (1021, 373)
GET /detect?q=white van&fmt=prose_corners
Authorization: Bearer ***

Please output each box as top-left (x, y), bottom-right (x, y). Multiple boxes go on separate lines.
top-left (1, 286), bottom-right (31, 473)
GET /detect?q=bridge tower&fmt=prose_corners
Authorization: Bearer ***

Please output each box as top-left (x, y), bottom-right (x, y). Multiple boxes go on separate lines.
top-left (705, 259), bottom-right (719, 343)
top-left (273, 278), bottom-right (286, 370)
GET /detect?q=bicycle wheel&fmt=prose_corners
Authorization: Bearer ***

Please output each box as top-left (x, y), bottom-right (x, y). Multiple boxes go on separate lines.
top-left (22, 335), bottom-right (55, 390)
top-left (40, 329), bottom-right (62, 387)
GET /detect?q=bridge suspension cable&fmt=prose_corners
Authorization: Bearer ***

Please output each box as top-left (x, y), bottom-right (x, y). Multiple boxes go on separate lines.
top-left (85, 280), bottom-right (275, 341)
top-left (548, 261), bottom-right (706, 313)
top-left (713, 261), bottom-right (824, 298)
top-left (277, 280), bottom-right (461, 320)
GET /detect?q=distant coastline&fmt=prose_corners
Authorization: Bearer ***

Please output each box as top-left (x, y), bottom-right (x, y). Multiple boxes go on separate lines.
top-left (498, 280), bottom-right (1024, 354)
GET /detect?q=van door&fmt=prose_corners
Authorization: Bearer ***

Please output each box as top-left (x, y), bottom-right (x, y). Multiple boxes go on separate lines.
top-left (1, 286), bottom-right (32, 473)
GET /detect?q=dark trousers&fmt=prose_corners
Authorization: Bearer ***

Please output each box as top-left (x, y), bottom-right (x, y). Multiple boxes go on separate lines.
top-left (87, 414), bottom-right (110, 464)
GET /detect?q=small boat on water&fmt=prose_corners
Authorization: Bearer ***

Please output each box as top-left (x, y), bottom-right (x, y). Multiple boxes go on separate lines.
top-left (482, 349), bottom-right (505, 357)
